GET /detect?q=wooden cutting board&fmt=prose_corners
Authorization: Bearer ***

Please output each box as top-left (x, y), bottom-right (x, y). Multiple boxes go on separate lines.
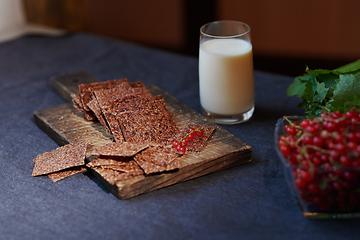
top-left (33, 71), bottom-right (252, 199)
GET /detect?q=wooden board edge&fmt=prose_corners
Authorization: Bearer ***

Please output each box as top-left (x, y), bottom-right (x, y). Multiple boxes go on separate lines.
top-left (115, 149), bottom-right (252, 199)
top-left (51, 70), bottom-right (98, 103)
top-left (34, 109), bottom-right (70, 146)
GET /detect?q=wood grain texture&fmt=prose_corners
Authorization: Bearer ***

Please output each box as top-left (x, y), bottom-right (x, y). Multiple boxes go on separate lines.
top-left (34, 71), bottom-right (251, 199)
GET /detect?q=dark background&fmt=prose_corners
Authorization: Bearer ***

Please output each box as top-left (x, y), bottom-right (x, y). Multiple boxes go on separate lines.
top-left (22, 0), bottom-right (359, 77)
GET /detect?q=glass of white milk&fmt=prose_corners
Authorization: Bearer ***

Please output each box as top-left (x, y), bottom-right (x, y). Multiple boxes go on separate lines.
top-left (199, 21), bottom-right (254, 124)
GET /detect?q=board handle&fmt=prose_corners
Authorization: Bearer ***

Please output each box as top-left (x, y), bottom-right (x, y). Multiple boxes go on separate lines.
top-left (51, 71), bottom-right (98, 103)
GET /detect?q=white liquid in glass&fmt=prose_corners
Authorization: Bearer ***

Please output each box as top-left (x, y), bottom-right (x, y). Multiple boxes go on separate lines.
top-left (199, 38), bottom-right (254, 115)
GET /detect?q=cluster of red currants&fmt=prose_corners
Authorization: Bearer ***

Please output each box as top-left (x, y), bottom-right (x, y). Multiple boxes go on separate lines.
top-left (172, 127), bottom-right (204, 153)
top-left (278, 110), bottom-right (360, 212)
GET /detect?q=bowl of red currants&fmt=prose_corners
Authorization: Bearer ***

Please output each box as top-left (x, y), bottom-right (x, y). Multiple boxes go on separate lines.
top-left (275, 110), bottom-right (360, 219)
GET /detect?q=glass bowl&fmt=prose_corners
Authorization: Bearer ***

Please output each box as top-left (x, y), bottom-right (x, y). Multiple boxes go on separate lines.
top-left (274, 116), bottom-right (360, 219)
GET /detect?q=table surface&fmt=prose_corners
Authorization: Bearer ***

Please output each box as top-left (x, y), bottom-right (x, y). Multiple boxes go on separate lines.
top-left (0, 33), bottom-right (359, 240)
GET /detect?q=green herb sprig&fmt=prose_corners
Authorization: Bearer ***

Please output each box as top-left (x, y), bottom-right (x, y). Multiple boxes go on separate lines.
top-left (286, 59), bottom-right (360, 116)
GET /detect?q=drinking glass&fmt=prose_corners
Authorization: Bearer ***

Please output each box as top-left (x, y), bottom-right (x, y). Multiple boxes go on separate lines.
top-left (199, 20), bottom-right (254, 124)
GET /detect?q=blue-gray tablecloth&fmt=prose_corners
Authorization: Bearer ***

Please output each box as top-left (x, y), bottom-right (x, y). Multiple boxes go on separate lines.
top-left (0, 33), bottom-right (359, 240)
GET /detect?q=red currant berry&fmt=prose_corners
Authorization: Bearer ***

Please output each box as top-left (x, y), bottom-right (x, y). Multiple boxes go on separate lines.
top-left (300, 170), bottom-right (313, 183)
top-left (285, 125), bottom-right (297, 135)
top-left (340, 155), bottom-right (352, 167)
top-left (178, 146), bottom-right (186, 153)
top-left (300, 120), bottom-right (310, 129)
top-left (187, 135), bottom-right (194, 141)
top-left (307, 183), bottom-right (320, 194)
top-left (305, 125), bottom-right (317, 134)
top-left (295, 178), bottom-right (306, 190)
top-left (280, 145), bottom-right (290, 156)
top-left (346, 132), bottom-right (356, 142)
top-left (347, 141), bottom-right (357, 151)
top-left (176, 145), bottom-right (186, 153)
top-left (313, 136), bottom-right (324, 147)
top-left (172, 140), bottom-right (179, 148)
top-left (188, 127), bottom-right (196, 133)
top-left (331, 111), bottom-right (341, 119)
top-left (197, 129), bottom-right (204, 137)
top-left (346, 110), bottom-right (358, 119)
top-left (303, 135), bottom-right (313, 145)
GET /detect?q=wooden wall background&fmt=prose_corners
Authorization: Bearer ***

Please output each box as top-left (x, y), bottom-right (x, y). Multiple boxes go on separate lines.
top-left (22, 0), bottom-right (360, 75)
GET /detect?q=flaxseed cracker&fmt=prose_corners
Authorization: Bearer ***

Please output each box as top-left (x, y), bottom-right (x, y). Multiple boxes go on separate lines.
top-left (31, 141), bottom-right (87, 177)
top-left (108, 94), bottom-right (153, 116)
top-left (133, 145), bottom-right (180, 174)
top-left (139, 145), bottom-right (178, 167)
top-left (118, 111), bottom-right (178, 145)
top-left (103, 112), bottom-right (124, 142)
top-left (118, 111), bottom-right (163, 144)
top-left (88, 142), bottom-right (149, 157)
top-left (129, 81), bottom-right (145, 88)
top-left (71, 93), bottom-right (85, 114)
top-left (99, 164), bottom-right (143, 175)
top-left (79, 78), bottom-right (128, 111)
top-left (87, 156), bottom-right (143, 175)
top-left (94, 82), bottom-right (151, 112)
top-left (87, 98), bottom-right (111, 133)
top-left (132, 156), bottom-right (167, 174)
top-left (93, 82), bottom-right (132, 108)
top-left (72, 92), bottom-right (96, 121)
top-left (178, 124), bottom-right (216, 152)
top-left (116, 95), bottom-right (179, 145)
top-left (48, 166), bottom-right (87, 182)
top-left (87, 155), bottom-right (129, 167)
top-left (91, 167), bottom-right (130, 185)
top-left (94, 83), bottom-right (152, 138)
top-left (153, 95), bottom-right (173, 117)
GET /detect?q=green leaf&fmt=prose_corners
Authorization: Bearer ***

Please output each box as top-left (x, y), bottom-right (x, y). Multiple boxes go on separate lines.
top-left (315, 73), bottom-right (338, 89)
top-left (313, 82), bottom-right (328, 103)
top-left (331, 74), bottom-right (360, 112)
top-left (334, 59), bottom-right (360, 73)
top-left (287, 59), bottom-right (360, 116)
top-left (306, 69), bottom-right (339, 76)
top-left (286, 77), bottom-right (307, 97)
top-left (305, 59), bottom-right (360, 77)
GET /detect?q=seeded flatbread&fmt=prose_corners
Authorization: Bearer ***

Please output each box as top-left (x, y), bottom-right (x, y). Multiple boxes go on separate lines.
top-left (47, 166), bottom-right (87, 182)
top-left (93, 82), bottom-right (132, 108)
top-left (71, 93), bottom-right (85, 114)
top-left (116, 95), bottom-right (179, 145)
top-left (132, 156), bottom-right (167, 174)
top-left (103, 112), bottom-right (125, 142)
top-left (91, 167), bottom-right (131, 185)
top-left (108, 94), bottom-right (153, 116)
top-left (88, 142), bottom-right (149, 156)
top-left (129, 81), bottom-right (145, 88)
top-left (87, 156), bottom-right (144, 175)
top-left (177, 124), bottom-right (216, 152)
top-left (87, 98), bottom-right (111, 133)
top-left (101, 94), bottom-right (152, 143)
top-left (31, 141), bottom-right (87, 177)
top-left (79, 78), bottom-right (128, 111)
top-left (118, 112), bottom-right (178, 145)
top-left (94, 82), bottom-right (150, 109)
top-left (133, 145), bottom-right (180, 174)
top-left (72, 93), bottom-right (97, 121)
top-left (153, 95), bottom-right (173, 117)
top-left (94, 83), bottom-right (152, 140)
top-left (87, 156), bottom-right (129, 167)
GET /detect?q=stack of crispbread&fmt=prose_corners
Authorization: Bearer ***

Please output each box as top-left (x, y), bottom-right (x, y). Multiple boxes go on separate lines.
top-left (71, 79), bottom-right (182, 178)
top-left (32, 79), bottom-right (215, 184)
top-left (72, 79), bottom-right (179, 146)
